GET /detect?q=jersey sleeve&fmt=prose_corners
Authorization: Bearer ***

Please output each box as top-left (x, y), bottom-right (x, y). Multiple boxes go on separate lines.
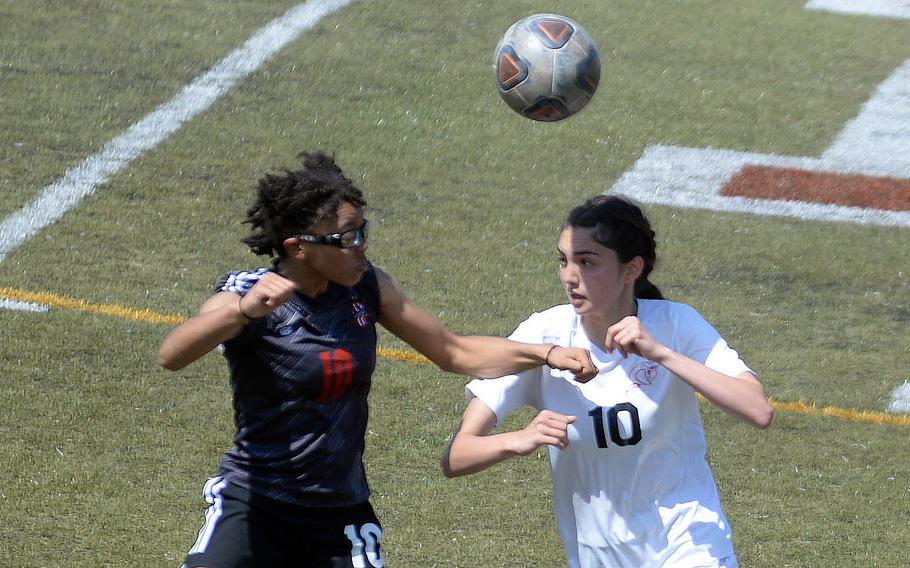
top-left (214, 267), bottom-right (270, 295)
top-left (214, 268), bottom-right (271, 343)
top-left (677, 304), bottom-right (753, 378)
top-left (464, 313), bottom-right (546, 427)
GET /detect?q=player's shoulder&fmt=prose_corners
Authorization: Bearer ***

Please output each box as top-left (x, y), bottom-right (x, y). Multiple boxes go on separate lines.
top-left (214, 267), bottom-right (271, 295)
top-left (638, 299), bottom-right (706, 326)
top-left (518, 304), bottom-right (576, 334)
top-left (367, 263), bottom-right (392, 290)
top-left (368, 264), bottom-right (404, 308)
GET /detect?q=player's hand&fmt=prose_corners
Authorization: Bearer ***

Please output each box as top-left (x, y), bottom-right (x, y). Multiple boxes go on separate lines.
top-left (547, 346), bottom-right (598, 382)
top-left (509, 410), bottom-right (576, 455)
top-left (238, 272), bottom-right (297, 319)
top-left (605, 316), bottom-right (664, 360)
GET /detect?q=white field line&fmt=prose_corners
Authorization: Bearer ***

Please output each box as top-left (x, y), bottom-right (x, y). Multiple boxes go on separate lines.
top-left (822, 60), bottom-right (910, 174)
top-left (610, 56), bottom-right (910, 226)
top-left (0, 298), bottom-right (48, 313)
top-left (611, 144), bottom-right (910, 228)
top-left (889, 381), bottom-right (910, 412)
top-left (0, 0), bottom-right (353, 265)
top-left (805, 0), bottom-right (910, 19)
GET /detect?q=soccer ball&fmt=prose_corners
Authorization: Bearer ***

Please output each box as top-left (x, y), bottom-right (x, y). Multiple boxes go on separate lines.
top-left (493, 14), bottom-right (601, 122)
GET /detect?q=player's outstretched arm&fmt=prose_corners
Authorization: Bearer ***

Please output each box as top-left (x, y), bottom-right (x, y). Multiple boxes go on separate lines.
top-left (374, 267), bottom-right (596, 381)
top-left (442, 398), bottom-right (575, 477)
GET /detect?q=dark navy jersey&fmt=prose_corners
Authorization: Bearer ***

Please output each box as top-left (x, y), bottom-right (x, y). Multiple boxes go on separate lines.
top-left (213, 265), bottom-right (381, 507)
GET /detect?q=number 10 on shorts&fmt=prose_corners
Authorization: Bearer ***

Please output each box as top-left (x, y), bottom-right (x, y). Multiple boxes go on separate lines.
top-left (344, 523), bottom-right (385, 568)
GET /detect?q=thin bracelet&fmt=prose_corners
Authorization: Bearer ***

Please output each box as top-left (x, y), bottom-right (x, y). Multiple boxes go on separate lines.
top-left (237, 295), bottom-right (253, 322)
top-left (544, 344), bottom-right (557, 367)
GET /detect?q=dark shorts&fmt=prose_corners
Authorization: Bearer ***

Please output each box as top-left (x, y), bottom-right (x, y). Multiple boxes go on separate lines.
top-left (182, 477), bottom-right (385, 568)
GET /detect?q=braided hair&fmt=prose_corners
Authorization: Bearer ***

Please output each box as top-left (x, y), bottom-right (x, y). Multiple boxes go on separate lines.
top-left (564, 195), bottom-right (665, 300)
top-left (242, 152), bottom-right (366, 258)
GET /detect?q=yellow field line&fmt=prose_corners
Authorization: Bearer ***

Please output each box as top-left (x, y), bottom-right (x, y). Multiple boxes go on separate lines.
top-left (768, 399), bottom-right (910, 427)
top-left (0, 286), bottom-right (185, 325)
top-left (2, 286), bottom-right (906, 427)
top-left (377, 346), bottom-right (431, 365)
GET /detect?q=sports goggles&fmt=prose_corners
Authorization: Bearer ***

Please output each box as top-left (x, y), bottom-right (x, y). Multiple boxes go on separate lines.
top-left (295, 219), bottom-right (369, 249)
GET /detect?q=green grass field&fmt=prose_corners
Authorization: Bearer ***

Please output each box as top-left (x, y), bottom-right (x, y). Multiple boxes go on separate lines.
top-left (1, 1), bottom-right (908, 566)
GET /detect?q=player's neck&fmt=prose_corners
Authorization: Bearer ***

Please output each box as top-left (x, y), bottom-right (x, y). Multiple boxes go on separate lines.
top-left (276, 258), bottom-right (330, 298)
top-left (580, 298), bottom-right (637, 349)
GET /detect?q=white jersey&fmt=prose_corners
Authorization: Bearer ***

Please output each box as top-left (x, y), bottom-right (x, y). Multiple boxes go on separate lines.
top-left (467, 300), bottom-right (752, 568)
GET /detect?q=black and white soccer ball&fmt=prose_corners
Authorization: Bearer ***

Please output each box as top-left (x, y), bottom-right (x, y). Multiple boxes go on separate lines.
top-left (493, 14), bottom-right (601, 122)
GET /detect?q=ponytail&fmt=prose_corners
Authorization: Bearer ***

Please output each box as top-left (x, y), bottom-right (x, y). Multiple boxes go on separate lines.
top-left (634, 278), bottom-right (664, 301)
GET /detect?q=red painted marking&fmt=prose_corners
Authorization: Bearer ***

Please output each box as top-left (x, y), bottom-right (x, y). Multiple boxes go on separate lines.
top-left (721, 165), bottom-right (910, 211)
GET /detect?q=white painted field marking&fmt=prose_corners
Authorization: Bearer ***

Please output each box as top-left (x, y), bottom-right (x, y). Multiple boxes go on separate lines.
top-left (822, 59), bottom-right (910, 174)
top-left (610, 145), bottom-right (910, 227)
top-left (889, 381), bottom-right (910, 412)
top-left (0, 0), bottom-right (352, 266)
top-left (610, 59), bottom-right (910, 227)
top-left (806, 0), bottom-right (910, 19)
top-left (0, 298), bottom-right (48, 313)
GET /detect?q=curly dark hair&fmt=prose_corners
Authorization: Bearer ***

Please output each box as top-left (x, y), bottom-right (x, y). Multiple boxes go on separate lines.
top-left (564, 195), bottom-right (664, 300)
top-left (241, 152), bottom-right (366, 258)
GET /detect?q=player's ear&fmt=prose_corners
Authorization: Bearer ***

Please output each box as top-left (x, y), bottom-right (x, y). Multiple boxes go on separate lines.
top-left (624, 256), bottom-right (644, 284)
top-left (283, 237), bottom-right (305, 258)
